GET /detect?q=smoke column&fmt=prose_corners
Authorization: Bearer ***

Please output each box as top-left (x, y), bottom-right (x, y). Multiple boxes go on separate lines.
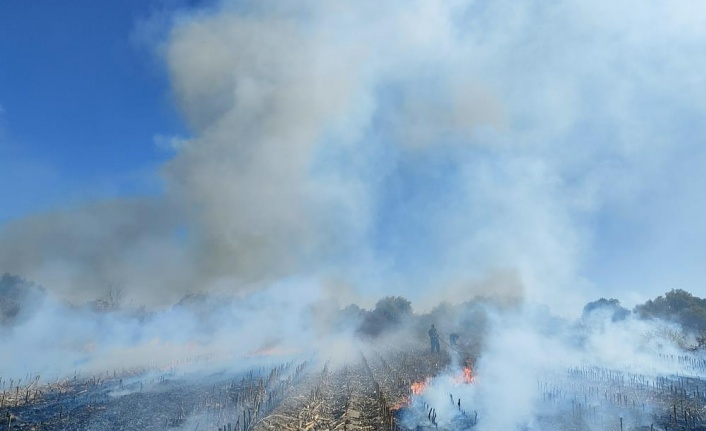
top-left (3, 0), bottom-right (706, 308)
top-left (2, 0), bottom-right (706, 407)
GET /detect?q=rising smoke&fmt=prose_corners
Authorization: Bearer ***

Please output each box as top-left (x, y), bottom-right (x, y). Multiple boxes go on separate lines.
top-left (2, 2), bottom-right (706, 428)
top-left (2, 0), bottom-right (706, 307)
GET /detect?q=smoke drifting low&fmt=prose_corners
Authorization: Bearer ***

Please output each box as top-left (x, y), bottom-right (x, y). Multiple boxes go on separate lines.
top-left (394, 300), bottom-right (703, 431)
top-left (0, 274), bottom-right (354, 379)
top-left (2, 4), bottom-right (706, 429)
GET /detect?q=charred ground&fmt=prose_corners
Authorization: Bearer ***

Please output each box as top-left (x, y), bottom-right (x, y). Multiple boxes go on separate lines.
top-left (4, 275), bottom-right (706, 430)
top-left (4, 342), bottom-right (706, 430)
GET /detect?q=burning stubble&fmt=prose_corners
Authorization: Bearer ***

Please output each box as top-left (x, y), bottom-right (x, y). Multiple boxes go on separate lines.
top-left (3, 0), bottom-right (706, 429)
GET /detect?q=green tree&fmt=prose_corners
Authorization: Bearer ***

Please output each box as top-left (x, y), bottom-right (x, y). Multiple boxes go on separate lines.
top-left (634, 289), bottom-right (706, 334)
top-left (582, 298), bottom-right (630, 322)
top-left (357, 296), bottom-right (413, 337)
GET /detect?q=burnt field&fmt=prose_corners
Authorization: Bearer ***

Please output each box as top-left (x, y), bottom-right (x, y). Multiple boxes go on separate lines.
top-left (4, 0), bottom-right (706, 427)
top-left (3, 341), bottom-right (706, 431)
top-left (1, 342), bottom-right (443, 431)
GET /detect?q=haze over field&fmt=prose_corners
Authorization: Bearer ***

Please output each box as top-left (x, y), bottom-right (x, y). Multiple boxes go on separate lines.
top-left (2, 6), bottom-right (706, 430)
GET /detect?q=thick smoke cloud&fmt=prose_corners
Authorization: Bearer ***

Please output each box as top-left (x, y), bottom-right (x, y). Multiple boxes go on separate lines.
top-left (403, 303), bottom-right (697, 431)
top-left (162, 8), bottom-right (369, 285)
top-left (3, 7), bottom-right (706, 431)
top-left (2, 0), bottom-right (706, 311)
top-left (0, 199), bottom-right (191, 305)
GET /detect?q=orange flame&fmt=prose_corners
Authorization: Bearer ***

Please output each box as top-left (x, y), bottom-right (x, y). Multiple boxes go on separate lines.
top-left (391, 377), bottom-right (433, 410)
top-left (463, 366), bottom-right (474, 383)
top-left (451, 366), bottom-right (475, 385)
top-left (411, 377), bottom-right (431, 395)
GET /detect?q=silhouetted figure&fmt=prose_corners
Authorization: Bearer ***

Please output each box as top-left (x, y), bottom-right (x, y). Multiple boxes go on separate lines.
top-left (428, 324), bottom-right (440, 353)
top-left (449, 333), bottom-right (459, 346)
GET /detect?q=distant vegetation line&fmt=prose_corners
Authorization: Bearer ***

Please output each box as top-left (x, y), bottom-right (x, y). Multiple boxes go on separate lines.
top-left (4, 272), bottom-right (706, 345)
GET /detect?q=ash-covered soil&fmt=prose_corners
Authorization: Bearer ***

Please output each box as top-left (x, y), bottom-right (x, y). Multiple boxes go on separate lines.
top-left (3, 345), bottom-right (706, 431)
top-left (0, 342), bottom-right (448, 431)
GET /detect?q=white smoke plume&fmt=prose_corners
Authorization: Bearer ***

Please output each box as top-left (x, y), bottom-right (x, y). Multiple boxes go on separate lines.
top-left (3, 0), bottom-right (706, 308)
top-left (402, 304), bottom-right (698, 430)
top-left (2, 1), bottom-right (706, 411)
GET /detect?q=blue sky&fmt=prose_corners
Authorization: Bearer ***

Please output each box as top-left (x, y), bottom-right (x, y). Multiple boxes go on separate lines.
top-left (0, 0), bottom-right (188, 221)
top-left (2, 0), bottom-right (706, 311)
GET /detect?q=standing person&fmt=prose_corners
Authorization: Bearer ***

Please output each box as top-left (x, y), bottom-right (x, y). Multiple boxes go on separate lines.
top-left (428, 324), bottom-right (441, 353)
top-left (449, 333), bottom-right (459, 346)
